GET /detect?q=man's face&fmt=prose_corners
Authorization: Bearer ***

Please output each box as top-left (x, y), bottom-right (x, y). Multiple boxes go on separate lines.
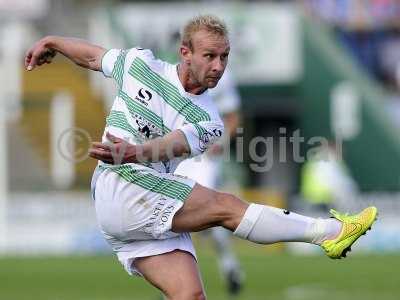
top-left (183, 30), bottom-right (230, 89)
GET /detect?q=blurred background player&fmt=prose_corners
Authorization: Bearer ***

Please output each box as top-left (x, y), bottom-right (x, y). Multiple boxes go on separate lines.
top-left (174, 69), bottom-right (243, 296)
top-left (300, 141), bottom-right (359, 212)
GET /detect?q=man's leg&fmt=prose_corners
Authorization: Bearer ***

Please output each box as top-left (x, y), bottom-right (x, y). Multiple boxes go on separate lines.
top-left (172, 184), bottom-right (339, 243)
top-left (134, 250), bottom-right (206, 300)
top-left (172, 184), bottom-right (377, 258)
top-left (210, 227), bottom-right (243, 295)
top-left (172, 184), bottom-right (247, 232)
top-left (175, 158), bottom-right (244, 294)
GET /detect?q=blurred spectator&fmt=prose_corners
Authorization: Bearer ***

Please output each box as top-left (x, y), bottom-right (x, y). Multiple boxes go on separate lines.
top-left (304, 0), bottom-right (400, 82)
top-left (379, 29), bottom-right (400, 87)
top-left (304, 0), bottom-right (400, 30)
top-left (300, 142), bottom-right (358, 211)
top-left (304, 0), bottom-right (400, 127)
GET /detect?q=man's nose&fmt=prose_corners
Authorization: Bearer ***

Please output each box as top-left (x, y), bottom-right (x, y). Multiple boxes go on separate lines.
top-left (212, 58), bottom-right (225, 73)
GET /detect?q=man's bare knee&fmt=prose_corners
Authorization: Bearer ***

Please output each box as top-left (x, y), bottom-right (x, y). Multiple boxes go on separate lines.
top-left (168, 289), bottom-right (206, 300)
top-left (172, 185), bottom-right (248, 232)
top-left (214, 192), bottom-right (248, 230)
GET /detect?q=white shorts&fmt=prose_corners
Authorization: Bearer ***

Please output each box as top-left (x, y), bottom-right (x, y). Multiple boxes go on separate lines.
top-left (174, 155), bottom-right (222, 189)
top-left (92, 164), bottom-right (197, 276)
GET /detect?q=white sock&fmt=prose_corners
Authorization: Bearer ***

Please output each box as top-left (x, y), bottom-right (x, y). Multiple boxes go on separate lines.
top-left (234, 204), bottom-right (342, 245)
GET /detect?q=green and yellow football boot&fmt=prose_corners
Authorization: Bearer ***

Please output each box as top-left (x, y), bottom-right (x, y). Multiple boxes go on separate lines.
top-left (321, 206), bottom-right (378, 259)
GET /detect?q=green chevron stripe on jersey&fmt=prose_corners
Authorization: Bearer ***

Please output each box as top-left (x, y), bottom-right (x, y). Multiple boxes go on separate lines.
top-left (106, 110), bottom-right (144, 142)
top-left (129, 57), bottom-right (211, 124)
top-left (118, 90), bottom-right (171, 134)
top-left (112, 50), bottom-right (127, 88)
top-left (111, 165), bottom-right (193, 202)
top-left (193, 123), bottom-right (208, 137)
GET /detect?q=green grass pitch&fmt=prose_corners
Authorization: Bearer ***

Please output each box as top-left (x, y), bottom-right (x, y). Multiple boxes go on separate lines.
top-left (1, 241), bottom-right (399, 300)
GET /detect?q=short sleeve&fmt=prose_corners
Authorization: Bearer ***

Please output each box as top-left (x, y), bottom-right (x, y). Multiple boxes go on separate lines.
top-left (101, 48), bottom-right (155, 89)
top-left (101, 49), bottom-right (122, 78)
top-left (180, 121), bottom-right (225, 157)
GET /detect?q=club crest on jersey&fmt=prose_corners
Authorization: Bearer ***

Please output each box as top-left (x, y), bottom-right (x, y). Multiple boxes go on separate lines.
top-left (199, 129), bottom-right (223, 151)
top-left (199, 132), bottom-right (213, 151)
top-left (135, 88), bottom-right (152, 106)
top-left (136, 119), bottom-right (162, 139)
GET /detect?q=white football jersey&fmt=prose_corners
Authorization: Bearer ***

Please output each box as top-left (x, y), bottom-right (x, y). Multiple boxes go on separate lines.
top-left (101, 48), bottom-right (224, 173)
top-left (174, 70), bottom-right (241, 188)
top-left (208, 69), bottom-right (241, 116)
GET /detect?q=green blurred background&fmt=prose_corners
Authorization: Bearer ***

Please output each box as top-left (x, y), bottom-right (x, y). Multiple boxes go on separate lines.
top-left (1, 242), bottom-right (399, 300)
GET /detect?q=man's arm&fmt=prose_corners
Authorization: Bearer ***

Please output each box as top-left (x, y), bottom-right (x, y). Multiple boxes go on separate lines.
top-left (207, 111), bottom-right (240, 155)
top-left (89, 130), bottom-right (191, 164)
top-left (25, 36), bottom-right (106, 71)
top-left (223, 111), bottom-right (240, 139)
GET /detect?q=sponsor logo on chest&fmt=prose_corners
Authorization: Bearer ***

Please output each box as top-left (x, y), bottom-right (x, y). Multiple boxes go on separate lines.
top-left (135, 88), bottom-right (153, 106)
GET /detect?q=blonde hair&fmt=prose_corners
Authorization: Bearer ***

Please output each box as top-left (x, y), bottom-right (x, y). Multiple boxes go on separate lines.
top-left (181, 15), bottom-right (228, 51)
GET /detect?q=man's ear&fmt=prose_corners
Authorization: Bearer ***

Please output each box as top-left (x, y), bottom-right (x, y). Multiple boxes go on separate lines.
top-left (179, 45), bottom-right (192, 65)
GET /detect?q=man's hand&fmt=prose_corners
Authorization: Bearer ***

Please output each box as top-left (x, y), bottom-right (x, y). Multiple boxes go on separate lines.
top-left (89, 130), bottom-right (191, 164)
top-left (25, 36), bottom-right (57, 71)
top-left (207, 143), bottom-right (224, 156)
top-left (25, 36), bottom-right (105, 72)
top-left (89, 133), bottom-right (138, 164)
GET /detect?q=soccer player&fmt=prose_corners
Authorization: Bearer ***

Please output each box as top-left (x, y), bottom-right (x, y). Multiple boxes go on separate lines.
top-left (174, 70), bottom-right (243, 295)
top-left (25, 15), bottom-right (377, 300)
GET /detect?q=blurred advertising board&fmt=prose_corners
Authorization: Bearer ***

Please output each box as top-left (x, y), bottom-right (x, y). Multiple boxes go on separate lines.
top-left (112, 2), bottom-right (302, 85)
top-left (0, 0), bottom-right (49, 19)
